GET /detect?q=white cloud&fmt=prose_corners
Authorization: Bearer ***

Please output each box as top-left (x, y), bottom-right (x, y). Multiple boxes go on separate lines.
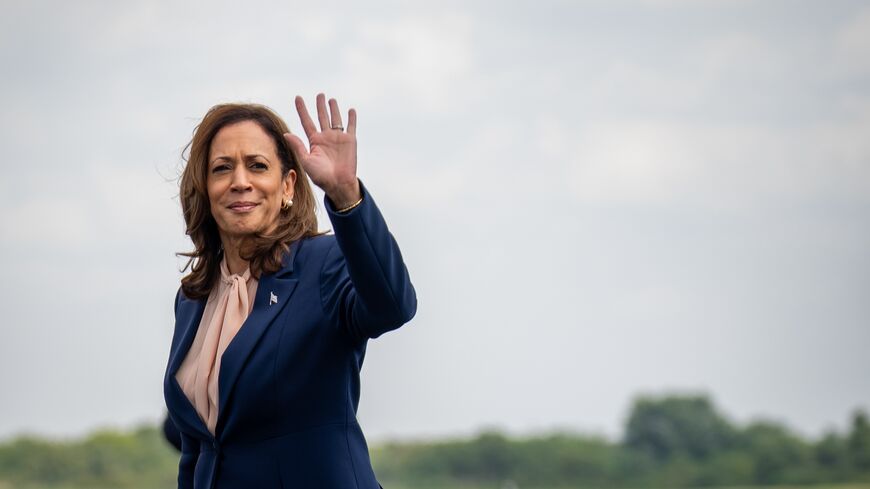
top-left (296, 13), bottom-right (341, 45)
top-left (338, 12), bottom-right (475, 114)
top-left (92, 164), bottom-right (182, 240)
top-left (563, 118), bottom-right (870, 209)
top-left (1, 198), bottom-right (91, 246)
top-left (635, 0), bottom-right (758, 7)
top-left (695, 32), bottom-right (785, 82)
top-left (2, 0), bottom-right (869, 443)
top-left (566, 121), bottom-right (702, 206)
top-left (0, 158), bottom-right (182, 248)
top-left (834, 6), bottom-right (870, 75)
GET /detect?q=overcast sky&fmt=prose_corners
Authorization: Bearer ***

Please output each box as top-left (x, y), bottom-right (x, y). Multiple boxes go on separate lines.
top-left (1, 0), bottom-right (868, 443)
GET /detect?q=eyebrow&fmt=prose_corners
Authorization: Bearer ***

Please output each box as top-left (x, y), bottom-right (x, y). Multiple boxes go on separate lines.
top-left (210, 153), bottom-right (272, 164)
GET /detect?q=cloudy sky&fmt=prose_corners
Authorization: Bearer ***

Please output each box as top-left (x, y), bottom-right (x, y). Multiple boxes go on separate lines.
top-left (1, 0), bottom-right (868, 443)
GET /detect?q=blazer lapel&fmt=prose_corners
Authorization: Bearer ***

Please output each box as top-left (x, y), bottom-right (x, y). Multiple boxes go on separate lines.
top-left (165, 296), bottom-right (212, 439)
top-left (216, 243), bottom-right (301, 431)
top-left (168, 296), bottom-right (206, 377)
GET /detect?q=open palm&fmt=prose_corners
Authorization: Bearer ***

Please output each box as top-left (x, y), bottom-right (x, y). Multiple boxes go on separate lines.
top-left (283, 93), bottom-right (361, 208)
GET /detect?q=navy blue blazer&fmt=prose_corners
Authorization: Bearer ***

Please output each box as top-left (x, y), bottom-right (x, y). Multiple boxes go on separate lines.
top-left (163, 185), bottom-right (416, 489)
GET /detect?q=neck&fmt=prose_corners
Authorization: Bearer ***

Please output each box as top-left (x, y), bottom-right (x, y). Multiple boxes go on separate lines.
top-left (221, 236), bottom-right (249, 275)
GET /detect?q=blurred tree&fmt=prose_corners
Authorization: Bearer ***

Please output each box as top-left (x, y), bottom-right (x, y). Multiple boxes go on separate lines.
top-left (623, 394), bottom-right (737, 461)
top-left (0, 426), bottom-right (177, 488)
top-left (848, 409), bottom-right (870, 471)
top-left (513, 433), bottom-right (615, 486)
top-left (739, 420), bottom-right (811, 484)
top-left (816, 431), bottom-right (849, 474)
top-left (693, 450), bottom-right (755, 486)
top-left (4, 402), bottom-right (870, 488)
top-left (457, 430), bottom-right (516, 481)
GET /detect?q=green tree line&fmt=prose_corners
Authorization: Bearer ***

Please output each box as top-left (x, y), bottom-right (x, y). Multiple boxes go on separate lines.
top-left (372, 395), bottom-right (870, 488)
top-left (1, 394), bottom-right (869, 488)
top-left (0, 425), bottom-right (177, 488)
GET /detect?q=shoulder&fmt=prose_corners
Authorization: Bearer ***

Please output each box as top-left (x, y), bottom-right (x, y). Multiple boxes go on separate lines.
top-left (282, 234), bottom-right (342, 277)
top-left (173, 285), bottom-right (203, 319)
top-left (294, 233), bottom-right (338, 261)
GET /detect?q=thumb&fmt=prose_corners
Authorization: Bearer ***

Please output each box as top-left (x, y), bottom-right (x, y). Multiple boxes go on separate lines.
top-left (283, 132), bottom-right (309, 162)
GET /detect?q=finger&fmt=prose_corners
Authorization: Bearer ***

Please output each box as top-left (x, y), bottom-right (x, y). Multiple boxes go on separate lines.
top-left (328, 98), bottom-right (344, 130)
top-left (315, 93), bottom-right (330, 132)
top-left (347, 108), bottom-right (357, 136)
top-left (283, 132), bottom-right (310, 161)
top-left (294, 96), bottom-right (318, 140)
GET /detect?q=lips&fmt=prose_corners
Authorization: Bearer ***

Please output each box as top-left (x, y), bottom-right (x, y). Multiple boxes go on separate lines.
top-left (227, 201), bottom-right (259, 212)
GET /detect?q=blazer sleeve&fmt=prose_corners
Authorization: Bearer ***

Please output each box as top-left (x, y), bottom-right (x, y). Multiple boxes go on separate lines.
top-left (177, 430), bottom-right (199, 489)
top-left (170, 287), bottom-right (198, 489)
top-left (162, 415), bottom-right (182, 451)
top-left (319, 181), bottom-right (417, 342)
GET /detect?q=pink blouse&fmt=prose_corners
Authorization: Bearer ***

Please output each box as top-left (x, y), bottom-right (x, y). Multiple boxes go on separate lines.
top-left (175, 257), bottom-right (258, 435)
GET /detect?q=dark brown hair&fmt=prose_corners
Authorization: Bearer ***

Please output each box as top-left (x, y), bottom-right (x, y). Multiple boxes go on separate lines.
top-left (177, 103), bottom-right (322, 299)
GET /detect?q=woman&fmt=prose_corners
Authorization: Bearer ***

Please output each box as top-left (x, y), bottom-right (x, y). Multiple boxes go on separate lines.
top-left (163, 94), bottom-right (416, 488)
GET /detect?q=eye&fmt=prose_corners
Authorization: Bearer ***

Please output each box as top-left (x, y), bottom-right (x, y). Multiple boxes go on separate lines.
top-left (211, 163), bottom-right (231, 174)
top-left (250, 161), bottom-right (268, 170)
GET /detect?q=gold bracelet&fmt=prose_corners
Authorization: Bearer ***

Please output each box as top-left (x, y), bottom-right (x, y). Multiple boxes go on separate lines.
top-left (335, 195), bottom-right (364, 214)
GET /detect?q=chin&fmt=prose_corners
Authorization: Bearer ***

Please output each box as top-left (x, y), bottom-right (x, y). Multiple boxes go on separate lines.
top-left (233, 223), bottom-right (263, 236)
top-left (216, 212), bottom-right (278, 239)
top-left (217, 219), bottom-right (260, 238)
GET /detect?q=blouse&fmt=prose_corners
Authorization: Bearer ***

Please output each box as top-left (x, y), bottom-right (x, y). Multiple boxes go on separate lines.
top-left (175, 256), bottom-right (258, 434)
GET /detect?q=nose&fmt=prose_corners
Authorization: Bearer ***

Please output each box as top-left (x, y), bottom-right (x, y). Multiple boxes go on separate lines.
top-left (229, 164), bottom-right (252, 192)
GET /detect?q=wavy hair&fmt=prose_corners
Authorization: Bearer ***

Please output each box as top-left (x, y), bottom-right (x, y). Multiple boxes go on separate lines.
top-left (177, 103), bottom-right (322, 300)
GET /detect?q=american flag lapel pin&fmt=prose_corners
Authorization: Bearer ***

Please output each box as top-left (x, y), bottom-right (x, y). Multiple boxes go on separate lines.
top-left (269, 292), bottom-right (278, 306)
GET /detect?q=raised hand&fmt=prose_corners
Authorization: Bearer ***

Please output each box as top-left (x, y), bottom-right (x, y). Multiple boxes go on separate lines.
top-left (283, 93), bottom-right (361, 209)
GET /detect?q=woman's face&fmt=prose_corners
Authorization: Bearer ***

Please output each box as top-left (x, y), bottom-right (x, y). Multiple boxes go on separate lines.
top-left (207, 120), bottom-right (296, 241)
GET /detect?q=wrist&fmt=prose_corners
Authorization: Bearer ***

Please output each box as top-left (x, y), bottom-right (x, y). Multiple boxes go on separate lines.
top-left (326, 179), bottom-right (362, 210)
